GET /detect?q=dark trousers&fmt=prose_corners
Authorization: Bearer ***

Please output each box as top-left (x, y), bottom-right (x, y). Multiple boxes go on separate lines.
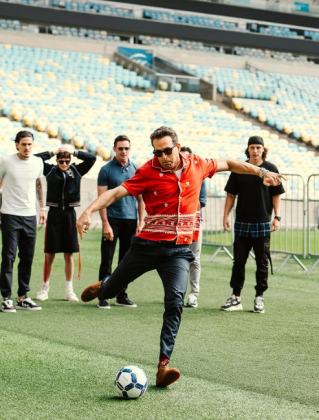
top-left (101, 236), bottom-right (195, 359)
top-left (230, 234), bottom-right (270, 297)
top-left (99, 217), bottom-right (137, 299)
top-left (0, 214), bottom-right (37, 299)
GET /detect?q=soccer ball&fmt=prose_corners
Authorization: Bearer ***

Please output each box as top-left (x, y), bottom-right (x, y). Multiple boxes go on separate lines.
top-left (115, 365), bottom-right (148, 399)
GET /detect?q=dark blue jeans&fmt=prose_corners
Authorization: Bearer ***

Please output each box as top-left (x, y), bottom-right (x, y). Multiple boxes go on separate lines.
top-left (101, 236), bottom-right (195, 359)
top-left (0, 214), bottom-right (37, 299)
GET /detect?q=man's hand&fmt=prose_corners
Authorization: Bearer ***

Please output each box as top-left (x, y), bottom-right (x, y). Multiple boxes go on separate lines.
top-left (271, 218), bottom-right (280, 232)
top-left (39, 210), bottom-right (47, 225)
top-left (54, 147), bottom-right (70, 156)
top-left (76, 211), bottom-right (91, 239)
top-left (102, 223), bottom-right (114, 242)
top-left (223, 217), bottom-right (231, 232)
top-left (136, 220), bottom-right (144, 235)
top-left (263, 172), bottom-right (286, 187)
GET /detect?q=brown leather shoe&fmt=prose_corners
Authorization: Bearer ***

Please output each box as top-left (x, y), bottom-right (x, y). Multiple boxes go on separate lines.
top-left (156, 361), bottom-right (180, 387)
top-left (81, 281), bottom-right (103, 302)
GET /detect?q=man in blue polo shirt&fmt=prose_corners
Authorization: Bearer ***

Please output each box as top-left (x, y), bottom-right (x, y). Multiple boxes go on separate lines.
top-left (97, 135), bottom-right (145, 309)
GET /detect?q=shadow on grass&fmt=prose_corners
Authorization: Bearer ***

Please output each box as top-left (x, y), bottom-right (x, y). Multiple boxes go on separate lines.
top-left (99, 385), bottom-right (171, 402)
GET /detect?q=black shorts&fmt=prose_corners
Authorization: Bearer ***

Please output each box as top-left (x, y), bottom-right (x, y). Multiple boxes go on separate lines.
top-left (45, 207), bottom-right (79, 254)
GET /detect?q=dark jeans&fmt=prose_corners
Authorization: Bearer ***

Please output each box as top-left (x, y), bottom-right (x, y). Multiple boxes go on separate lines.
top-left (230, 234), bottom-right (270, 297)
top-left (101, 236), bottom-right (195, 359)
top-left (0, 214), bottom-right (37, 299)
top-left (99, 217), bottom-right (137, 300)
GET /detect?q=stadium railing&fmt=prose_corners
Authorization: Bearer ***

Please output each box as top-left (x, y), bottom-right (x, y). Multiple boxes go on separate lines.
top-left (307, 174), bottom-right (319, 274)
top-left (274, 174), bottom-right (307, 271)
top-left (202, 173), bottom-right (234, 261)
top-left (202, 173), bottom-right (319, 274)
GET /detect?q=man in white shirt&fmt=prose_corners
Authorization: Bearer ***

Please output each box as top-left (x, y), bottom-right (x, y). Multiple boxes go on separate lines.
top-left (0, 130), bottom-right (47, 313)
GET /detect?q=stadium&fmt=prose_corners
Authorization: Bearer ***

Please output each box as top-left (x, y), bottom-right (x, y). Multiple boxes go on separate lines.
top-left (0, 0), bottom-right (318, 418)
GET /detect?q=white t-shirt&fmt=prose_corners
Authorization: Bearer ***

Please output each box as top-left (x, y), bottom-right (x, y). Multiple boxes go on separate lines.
top-left (174, 168), bottom-right (182, 180)
top-left (0, 154), bottom-right (44, 216)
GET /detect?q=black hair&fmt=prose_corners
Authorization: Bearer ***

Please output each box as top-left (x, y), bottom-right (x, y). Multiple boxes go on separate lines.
top-left (57, 151), bottom-right (71, 160)
top-left (114, 135), bottom-right (131, 147)
top-left (180, 146), bottom-right (192, 153)
top-left (14, 130), bottom-right (34, 143)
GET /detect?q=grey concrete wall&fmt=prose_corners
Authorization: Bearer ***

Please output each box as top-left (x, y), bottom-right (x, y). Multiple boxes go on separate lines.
top-left (0, 30), bottom-right (117, 57)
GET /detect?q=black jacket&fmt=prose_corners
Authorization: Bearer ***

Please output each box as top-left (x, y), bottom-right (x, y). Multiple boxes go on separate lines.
top-left (35, 151), bottom-right (96, 209)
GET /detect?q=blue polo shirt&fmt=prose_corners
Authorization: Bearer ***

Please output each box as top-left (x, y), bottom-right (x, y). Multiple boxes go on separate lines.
top-left (98, 157), bottom-right (138, 219)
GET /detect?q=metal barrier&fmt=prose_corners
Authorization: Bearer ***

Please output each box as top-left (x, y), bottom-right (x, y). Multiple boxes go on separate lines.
top-left (73, 171), bottom-right (318, 276)
top-left (272, 174), bottom-right (307, 271)
top-left (202, 172), bottom-right (309, 272)
top-left (307, 174), bottom-right (319, 275)
top-left (202, 173), bottom-right (234, 261)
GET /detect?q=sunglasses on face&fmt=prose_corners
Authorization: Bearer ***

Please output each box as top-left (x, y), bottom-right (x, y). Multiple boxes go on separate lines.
top-left (58, 160), bottom-right (71, 165)
top-left (153, 144), bottom-right (176, 158)
top-left (117, 147), bottom-right (130, 151)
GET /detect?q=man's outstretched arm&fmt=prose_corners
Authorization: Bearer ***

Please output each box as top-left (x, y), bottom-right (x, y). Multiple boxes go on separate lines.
top-left (76, 185), bottom-right (130, 238)
top-left (216, 159), bottom-right (286, 186)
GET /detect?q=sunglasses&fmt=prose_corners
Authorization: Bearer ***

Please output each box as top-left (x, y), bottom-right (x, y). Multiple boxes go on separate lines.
top-left (118, 147), bottom-right (130, 151)
top-left (58, 160), bottom-right (71, 165)
top-left (153, 144), bottom-right (176, 158)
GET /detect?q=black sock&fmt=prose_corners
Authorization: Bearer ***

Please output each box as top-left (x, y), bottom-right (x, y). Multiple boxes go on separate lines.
top-left (233, 289), bottom-right (241, 297)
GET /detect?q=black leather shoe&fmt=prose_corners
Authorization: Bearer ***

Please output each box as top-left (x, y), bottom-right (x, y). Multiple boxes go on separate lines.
top-left (115, 297), bottom-right (137, 307)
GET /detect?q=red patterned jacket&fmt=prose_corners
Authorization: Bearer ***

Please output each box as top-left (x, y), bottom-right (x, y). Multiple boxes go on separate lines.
top-left (122, 153), bottom-right (218, 245)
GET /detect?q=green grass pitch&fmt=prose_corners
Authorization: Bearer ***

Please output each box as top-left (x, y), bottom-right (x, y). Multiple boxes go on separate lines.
top-left (1, 228), bottom-right (318, 420)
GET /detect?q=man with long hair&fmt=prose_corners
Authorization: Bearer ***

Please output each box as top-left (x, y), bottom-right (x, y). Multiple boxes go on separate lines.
top-left (221, 135), bottom-right (285, 314)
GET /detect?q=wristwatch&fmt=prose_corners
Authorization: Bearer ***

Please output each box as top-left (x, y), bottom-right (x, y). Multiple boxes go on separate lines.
top-left (274, 216), bottom-right (281, 221)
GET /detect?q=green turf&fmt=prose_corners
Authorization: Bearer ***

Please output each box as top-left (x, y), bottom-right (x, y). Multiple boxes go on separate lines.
top-left (1, 229), bottom-right (319, 420)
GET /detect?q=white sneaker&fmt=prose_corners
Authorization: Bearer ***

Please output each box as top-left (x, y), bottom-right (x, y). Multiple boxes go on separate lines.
top-left (36, 283), bottom-right (49, 301)
top-left (65, 290), bottom-right (79, 302)
top-left (16, 297), bottom-right (42, 311)
top-left (1, 299), bottom-right (16, 313)
top-left (221, 294), bottom-right (243, 311)
top-left (253, 296), bottom-right (265, 313)
top-left (186, 294), bottom-right (198, 308)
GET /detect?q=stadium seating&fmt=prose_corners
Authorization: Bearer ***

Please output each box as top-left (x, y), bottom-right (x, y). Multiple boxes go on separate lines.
top-left (2, 0), bottom-right (319, 43)
top-left (143, 9), bottom-right (241, 32)
top-left (258, 25), bottom-right (300, 38)
top-left (177, 62), bottom-right (319, 148)
top-left (51, 0), bottom-right (134, 17)
top-left (0, 17), bottom-right (315, 63)
top-left (0, 0), bottom-right (42, 4)
top-left (233, 47), bottom-right (308, 62)
top-left (142, 8), bottom-right (319, 42)
top-left (304, 30), bottom-right (319, 41)
top-left (0, 42), bottom-right (318, 193)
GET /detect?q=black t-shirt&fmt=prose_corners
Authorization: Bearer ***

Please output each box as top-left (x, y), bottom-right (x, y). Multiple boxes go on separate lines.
top-left (224, 160), bottom-right (285, 223)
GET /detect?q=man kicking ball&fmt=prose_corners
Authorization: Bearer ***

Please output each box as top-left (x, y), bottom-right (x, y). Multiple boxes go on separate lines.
top-left (77, 127), bottom-right (285, 388)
